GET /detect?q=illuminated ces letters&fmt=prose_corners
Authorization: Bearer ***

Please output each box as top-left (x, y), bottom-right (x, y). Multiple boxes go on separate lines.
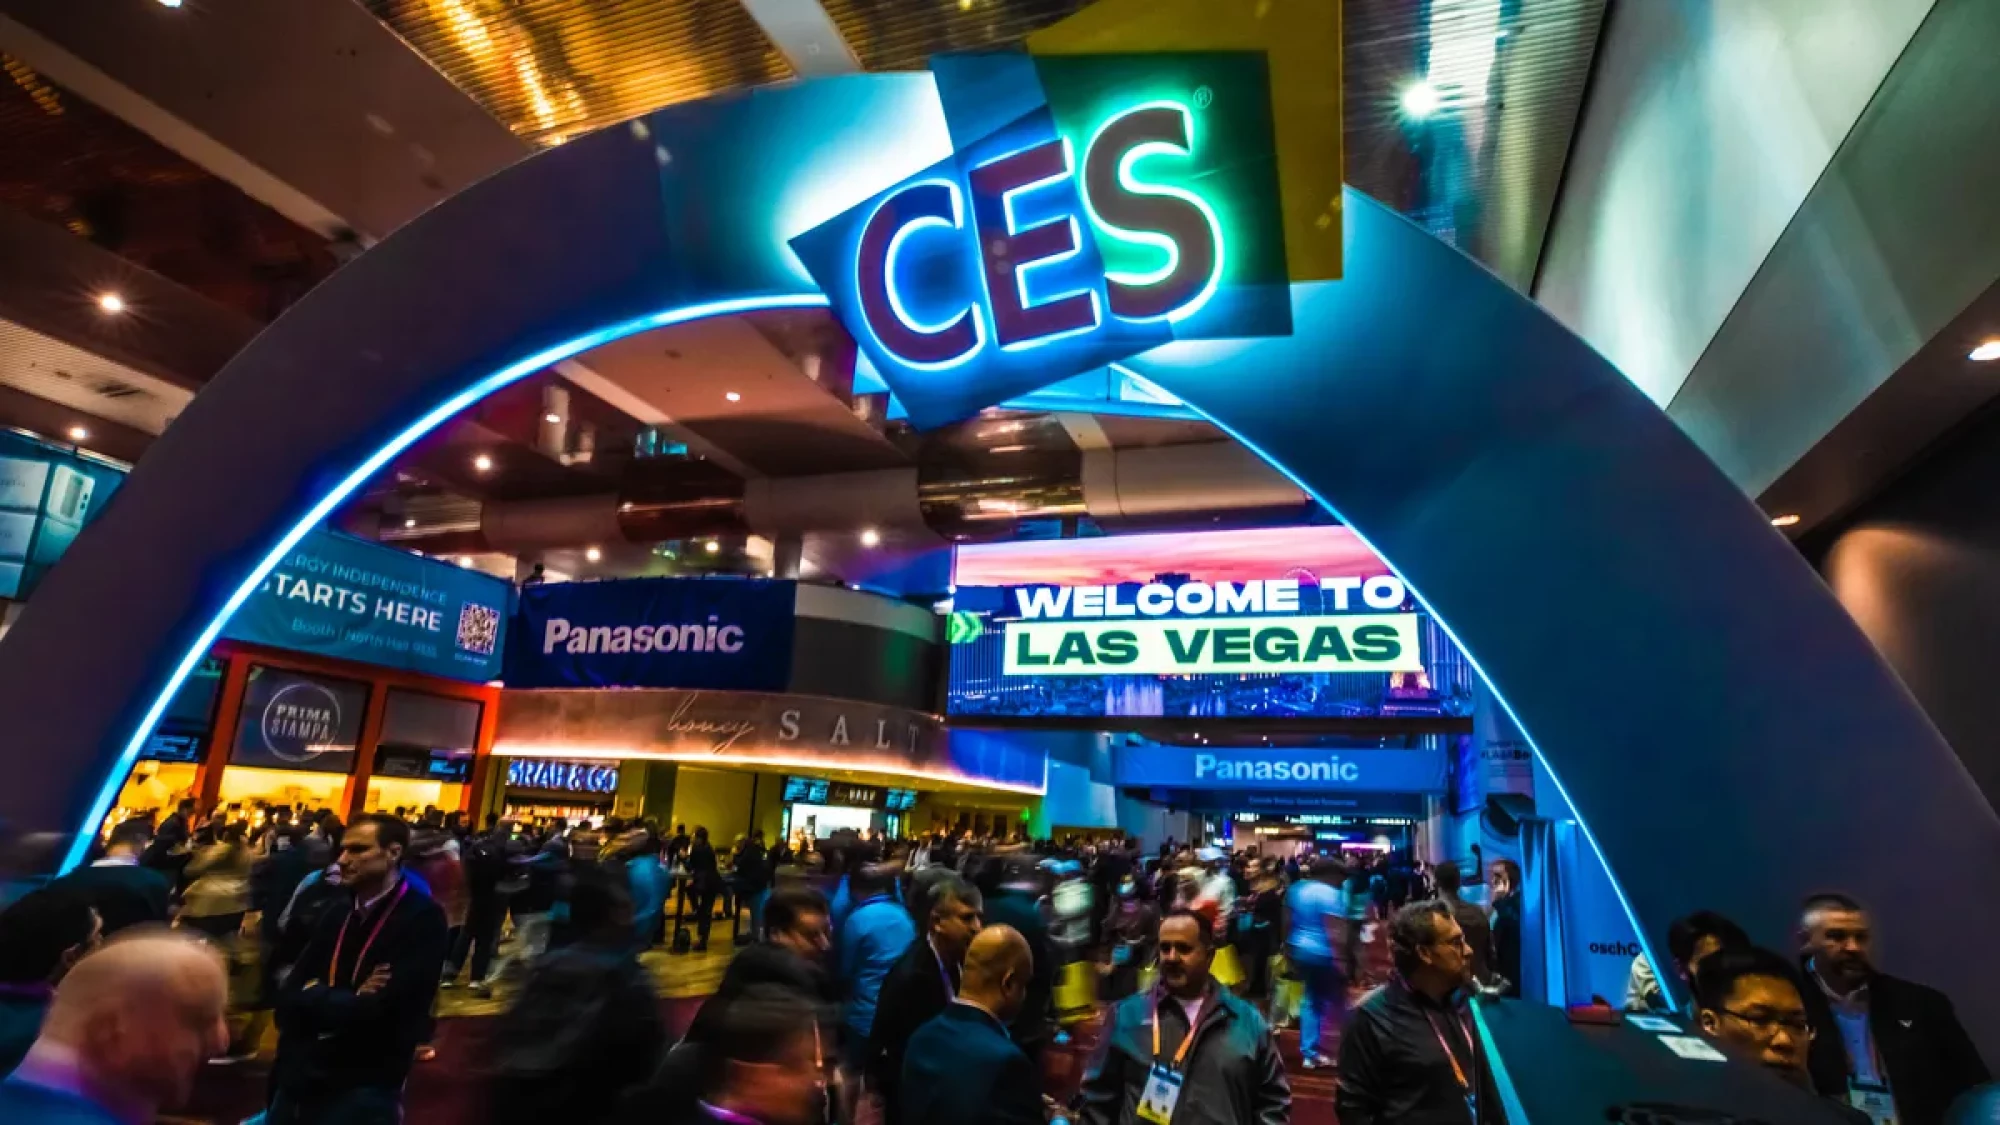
top-left (851, 102), bottom-right (1220, 369)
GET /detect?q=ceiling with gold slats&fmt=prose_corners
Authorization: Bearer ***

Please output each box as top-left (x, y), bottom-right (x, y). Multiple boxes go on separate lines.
top-left (363, 0), bottom-right (794, 147)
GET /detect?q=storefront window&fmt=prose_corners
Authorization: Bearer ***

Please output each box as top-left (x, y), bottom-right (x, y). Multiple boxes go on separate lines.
top-left (365, 690), bottom-right (482, 815)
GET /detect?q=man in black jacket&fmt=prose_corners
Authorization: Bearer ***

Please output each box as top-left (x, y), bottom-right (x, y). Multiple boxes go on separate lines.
top-left (1078, 910), bottom-right (1290, 1125)
top-left (56, 818), bottom-right (171, 935)
top-left (271, 813), bottom-right (448, 1125)
top-left (867, 872), bottom-right (983, 1125)
top-left (1337, 901), bottom-right (1481, 1125)
top-left (901, 924), bottom-right (1041, 1125)
top-left (1799, 893), bottom-right (1988, 1125)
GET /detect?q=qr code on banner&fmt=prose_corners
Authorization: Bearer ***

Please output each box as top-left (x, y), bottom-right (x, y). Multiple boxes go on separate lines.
top-left (456, 602), bottom-right (501, 656)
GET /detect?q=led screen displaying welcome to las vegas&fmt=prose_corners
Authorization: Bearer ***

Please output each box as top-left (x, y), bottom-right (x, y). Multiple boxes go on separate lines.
top-left (947, 527), bottom-right (1472, 719)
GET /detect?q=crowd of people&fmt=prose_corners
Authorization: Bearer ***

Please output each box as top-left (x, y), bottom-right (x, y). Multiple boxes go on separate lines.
top-left (0, 805), bottom-right (1993, 1125)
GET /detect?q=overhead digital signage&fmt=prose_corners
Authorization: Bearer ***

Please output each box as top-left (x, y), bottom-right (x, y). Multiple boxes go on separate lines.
top-left (229, 665), bottom-right (368, 775)
top-left (504, 577), bottom-right (795, 691)
top-left (222, 528), bottom-right (509, 683)
top-left (948, 527), bottom-right (1472, 719)
top-left (0, 430), bottom-right (125, 601)
top-left (789, 50), bottom-right (1293, 427)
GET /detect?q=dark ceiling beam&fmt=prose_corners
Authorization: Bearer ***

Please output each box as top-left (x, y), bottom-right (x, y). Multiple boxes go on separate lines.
top-left (1664, 0), bottom-right (2000, 519)
top-left (0, 381), bottom-right (150, 465)
top-left (0, 207), bottom-right (257, 391)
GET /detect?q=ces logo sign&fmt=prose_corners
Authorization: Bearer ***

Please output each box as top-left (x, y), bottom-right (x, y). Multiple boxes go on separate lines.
top-left (791, 51), bottom-right (1292, 428)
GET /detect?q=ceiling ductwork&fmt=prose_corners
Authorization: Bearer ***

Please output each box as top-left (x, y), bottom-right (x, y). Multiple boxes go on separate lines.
top-left (392, 439), bottom-right (1310, 555)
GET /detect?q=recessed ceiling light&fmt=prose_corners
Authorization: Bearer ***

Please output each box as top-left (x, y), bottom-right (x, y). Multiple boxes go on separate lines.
top-left (1770, 513), bottom-right (1802, 528)
top-left (156, 0), bottom-right (183, 7)
top-left (1400, 80), bottom-right (1442, 119)
top-left (66, 426), bottom-right (88, 441)
top-left (860, 528), bottom-right (881, 548)
top-left (544, 412), bottom-right (563, 424)
top-left (96, 293), bottom-right (125, 313)
top-left (585, 546), bottom-right (602, 562)
top-left (456, 556), bottom-right (474, 567)
top-left (403, 517), bottom-right (417, 529)
top-left (705, 539), bottom-right (720, 554)
top-left (473, 454), bottom-right (494, 472)
top-left (1970, 340), bottom-right (2000, 362)
top-left (724, 391), bottom-right (742, 403)
top-left (989, 444), bottom-right (1029, 454)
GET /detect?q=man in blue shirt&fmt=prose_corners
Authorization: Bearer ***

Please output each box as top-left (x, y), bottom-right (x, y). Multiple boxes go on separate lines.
top-left (1284, 856), bottom-right (1348, 1069)
top-left (838, 863), bottom-right (917, 1073)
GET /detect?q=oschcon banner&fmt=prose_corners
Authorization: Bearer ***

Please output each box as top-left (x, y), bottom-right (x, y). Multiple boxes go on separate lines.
top-left (503, 577), bottom-right (796, 691)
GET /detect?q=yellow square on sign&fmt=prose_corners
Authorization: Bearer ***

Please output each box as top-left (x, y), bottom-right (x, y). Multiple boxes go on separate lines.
top-left (1028, 0), bottom-right (1344, 282)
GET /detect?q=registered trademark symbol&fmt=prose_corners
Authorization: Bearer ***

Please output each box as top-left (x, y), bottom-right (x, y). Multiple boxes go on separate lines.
top-left (1192, 85), bottom-right (1214, 109)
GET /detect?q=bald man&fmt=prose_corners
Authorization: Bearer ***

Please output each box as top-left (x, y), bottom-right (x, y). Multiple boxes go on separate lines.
top-left (0, 930), bottom-right (228, 1124)
top-left (899, 924), bottom-right (1044, 1125)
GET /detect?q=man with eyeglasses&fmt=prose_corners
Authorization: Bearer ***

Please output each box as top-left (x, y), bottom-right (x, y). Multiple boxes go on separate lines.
top-left (1796, 894), bottom-right (1988, 1125)
top-left (1693, 946), bottom-right (1869, 1122)
top-left (1337, 900), bottom-right (1482, 1125)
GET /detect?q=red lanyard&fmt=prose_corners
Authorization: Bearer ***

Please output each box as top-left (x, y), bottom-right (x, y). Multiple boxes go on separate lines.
top-left (332, 882), bottom-right (407, 989)
top-left (1424, 1008), bottom-right (1474, 1092)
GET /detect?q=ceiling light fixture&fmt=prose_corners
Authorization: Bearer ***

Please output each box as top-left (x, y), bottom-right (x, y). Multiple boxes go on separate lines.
top-left (860, 528), bottom-right (881, 548)
top-left (473, 454), bottom-right (494, 472)
top-left (403, 517), bottom-right (417, 529)
top-left (585, 546), bottom-right (602, 562)
top-left (1400, 80), bottom-right (1442, 119)
top-left (1770, 514), bottom-right (1802, 528)
top-left (66, 426), bottom-right (88, 442)
top-left (1970, 340), bottom-right (2000, 362)
top-left (456, 556), bottom-right (474, 567)
top-left (96, 293), bottom-right (125, 313)
top-left (724, 391), bottom-right (742, 402)
top-left (543, 412), bottom-right (563, 424)
top-left (156, 0), bottom-right (184, 7)
top-left (705, 539), bottom-right (720, 554)
top-left (989, 444), bottom-right (1029, 454)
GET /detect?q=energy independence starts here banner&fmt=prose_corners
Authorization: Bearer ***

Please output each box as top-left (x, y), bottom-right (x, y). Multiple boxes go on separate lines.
top-left (222, 529), bottom-right (510, 683)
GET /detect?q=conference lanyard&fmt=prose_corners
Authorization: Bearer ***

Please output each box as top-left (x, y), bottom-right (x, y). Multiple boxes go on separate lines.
top-left (332, 882), bottom-right (407, 989)
top-left (1424, 1008), bottom-right (1474, 1094)
top-left (1150, 995), bottom-right (1202, 1071)
top-left (931, 938), bottom-right (956, 1001)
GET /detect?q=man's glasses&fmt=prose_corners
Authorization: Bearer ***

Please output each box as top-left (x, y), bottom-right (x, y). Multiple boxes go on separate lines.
top-left (1718, 1008), bottom-right (1814, 1037)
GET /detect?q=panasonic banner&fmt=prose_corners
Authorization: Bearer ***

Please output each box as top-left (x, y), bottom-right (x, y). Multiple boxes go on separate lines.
top-left (504, 577), bottom-right (796, 691)
top-left (1113, 745), bottom-right (1446, 793)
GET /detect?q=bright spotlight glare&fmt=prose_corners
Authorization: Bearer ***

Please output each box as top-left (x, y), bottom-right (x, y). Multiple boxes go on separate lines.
top-left (1400, 81), bottom-right (1442, 119)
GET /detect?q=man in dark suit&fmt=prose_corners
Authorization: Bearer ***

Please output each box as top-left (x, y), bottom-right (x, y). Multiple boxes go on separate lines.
top-left (865, 873), bottom-right (983, 1125)
top-left (901, 924), bottom-right (1042, 1125)
top-left (1798, 893), bottom-right (1988, 1125)
top-left (271, 813), bottom-right (448, 1125)
top-left (56, 818), bottom-right (171, 935)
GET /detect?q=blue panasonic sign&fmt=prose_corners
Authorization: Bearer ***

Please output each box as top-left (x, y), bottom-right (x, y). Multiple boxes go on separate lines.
top-left (1114, 745), bottom-right (1446, 793)
top-left (503, 577), bottom-right (796, 691)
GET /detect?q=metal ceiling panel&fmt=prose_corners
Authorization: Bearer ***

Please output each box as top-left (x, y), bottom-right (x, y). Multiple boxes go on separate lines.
top-left (0, 51), bottom-right (338, 320)
top-left (820, 0), bottom-right (1092, 71)
top-left (363, 0), bottom-right (795, 146)
top-left (0, 319), bottom-right (193, 435)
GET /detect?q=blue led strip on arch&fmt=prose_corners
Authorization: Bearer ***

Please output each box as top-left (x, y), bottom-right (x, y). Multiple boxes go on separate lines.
top-left (64, 293), bottom-right (831, 873)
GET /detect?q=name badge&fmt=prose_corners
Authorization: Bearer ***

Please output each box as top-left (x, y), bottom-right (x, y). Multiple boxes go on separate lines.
top-left (1136, 1063), bottom-right (1184, 1125)
top-left (1848, 1080), bottom-right (1896, 1125)
top-left (1112, 943), bottom-right (1133, 966)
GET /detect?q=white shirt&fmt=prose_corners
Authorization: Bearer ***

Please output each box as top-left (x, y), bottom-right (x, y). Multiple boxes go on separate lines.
top-left (91, 854), bottom-right (139, 867)
top-left (354, 874), bottom-right (402, 915)
top-left (1814, 967), bottom-right (1883, 1085)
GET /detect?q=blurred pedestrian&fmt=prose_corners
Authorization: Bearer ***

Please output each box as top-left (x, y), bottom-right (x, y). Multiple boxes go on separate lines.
top-left (1284, 857), bottom-right (1347, 1070)
top-left (55, 819), bottom-right (170, 936)
top-left (685, 826), bottom-right (721, 952)
top-left (1487, 859), bottom-right (1522, 997)
top-left (837, 863), bottom-right (917, 1072)
top-left (486, 865), bottom-right (666, 1125)
top-left (179, 821), bottom-right (252, 943)
top-left (0, 886), bottom-right (101, 1073)
top-left (616, 985), bottom-right (824, 1125)
top-left (1432, 862), bottom-right (1490, 985)
top-left (686, 886), bottom-right (834, 1048)
top-left (0, 931), bottom-right (228, 1123)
